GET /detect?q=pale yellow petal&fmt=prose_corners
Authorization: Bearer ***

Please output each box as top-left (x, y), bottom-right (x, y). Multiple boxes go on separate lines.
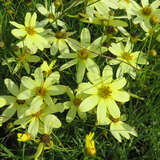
top-left (110, 78), bottom-right (126, 90)
top-left (106, 98), bottom-right (120, 118)
top-left (30, 12), bottom-right (37, 27)
top-left (112, 90), bottom-right (130, 102)
top-left (97, 99), bottom-right (107, 125)
top-left (10, 21), bottom-right (25, 29)
top-left (79, 95), bottom-right (99, 112)
top-left (25, 12), bottom-right (31, 27)
top-left (11, 29), bottom-right (26, 38)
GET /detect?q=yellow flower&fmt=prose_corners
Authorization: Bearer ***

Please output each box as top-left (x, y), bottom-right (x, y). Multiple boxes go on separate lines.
top-left (34, 134), bottom-right (53, 160)
top-left (85, 132), bottom-right (96, 156)
top-left (17, 133), bottom-right (31, 142)
top-left (40, 60), bottom-right (56, 77)
top-left (78, 65), bottom-right (130, 124)
top-left (10, 12), bottom-right (49, 52)
top-left (105, 114), bottom-right (137, 142)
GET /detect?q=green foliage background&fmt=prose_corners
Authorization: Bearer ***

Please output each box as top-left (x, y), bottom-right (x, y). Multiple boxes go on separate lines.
top-left (0, 0), bottom-right (160, 159)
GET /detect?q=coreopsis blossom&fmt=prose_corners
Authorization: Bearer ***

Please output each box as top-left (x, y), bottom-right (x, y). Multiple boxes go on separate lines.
top-left (47, 29), bottom-right (76, 55)
top-left (36, 2), bottom-right (66, 28)
top-left (10, 12), bottom-right (49, 52)
top-left (85, 132), bottom-right (96, 156)
top-left (17, 67), bottom-right (67, 107)
top-left (14, 104), bottom-right (62, 138)
top-left (105, 114), bottom-right (137, 142)
top-left (78, 65), bottom-right (130, 124)
top-left (59, 28), bottom-right (107, 83)
top-left (34, 134), bottom-right (53, 160)
top-left (81, 12), bottom-right (128, 27)
top-left (64, 87), bottom-right (87, 123)
top-left (0, 79), bottom-right (29, 126)
top-left (130, 0), bottom-right (160, 29)
top-left (85, 0), bottom-right (111, 20)
top-left (108, 41), bottom-right (148, 79)
top-left (2, 47), bottom-right (40, 74)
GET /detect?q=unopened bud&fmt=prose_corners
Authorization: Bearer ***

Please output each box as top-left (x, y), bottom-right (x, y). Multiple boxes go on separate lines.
top-left (150, 49), bottom-right (157, 56)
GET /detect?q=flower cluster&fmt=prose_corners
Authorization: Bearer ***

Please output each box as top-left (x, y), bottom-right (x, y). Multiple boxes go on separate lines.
top-left (1, 0), bottom-right (157, 159)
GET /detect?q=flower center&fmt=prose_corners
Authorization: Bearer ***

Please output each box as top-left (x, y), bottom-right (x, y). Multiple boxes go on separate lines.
top-left (16, 99), bottom-right (25, 105)
top-left (32, 110), bottom-right (42, 118)
top-left (73, 98), bottom-right (82, 107)
top-left (48, 13), bottom-right (55, 20)
top-left (125, 0), bottom-right (130, 3)
top-left (109, 115), bottom-right (120, 123)
top-left (41, 134), bottom-right (51, 144)
top-left (25, 26), bottom-right (36, 36)
top-left (78, 48), bottom-right (89, 59)
top-left (141, 7), bottom-right (152, 16)
top-left (55, 32), bottom-right (67, 39)
top-left (98, 86), bottom-right (112, 99)
top-left (35, 86), bottom-right (46, 97)
top-left (121, 52), bottom-right (133, 61)
top-left (18, 53), bottom-right (26, 62)
top-left (105, 26), bottom-right (118, 35)
top-left (100, 18), bottom-right (109, 25)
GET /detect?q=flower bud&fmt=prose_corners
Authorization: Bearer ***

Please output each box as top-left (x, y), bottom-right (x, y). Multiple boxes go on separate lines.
top-left (17, 133), bottom-right (31, 142)
top-left (85, 132), bottom-right (96, 156)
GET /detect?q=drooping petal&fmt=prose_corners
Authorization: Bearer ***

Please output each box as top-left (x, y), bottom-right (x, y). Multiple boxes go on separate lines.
top-left (5, 79), bottom-right (19, 96)
top-left (86, 58), bottom-right (100, 75)
top-left (58, 40), bottom-right (70, 54)
top-left (110, 123), bottom-right (122, 142)
top-left (78, 111), bottom-right (87, 121)
top-left (97, 99), bottom-right (107, 125)
top-left (30, 96), bottom-right (43, 113)
top-left (106, 98), bottom-right (120, 118)
top-left (28, 117), bottom-right (39, 138)
top-left (66, 105), bottom-right (77, 123)
top-left (44, 114), bottom-right (61, 133)
top-left (76, 61), bottom-right (86, 83)
top-left (79, 95), bottom-right (99, 112)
